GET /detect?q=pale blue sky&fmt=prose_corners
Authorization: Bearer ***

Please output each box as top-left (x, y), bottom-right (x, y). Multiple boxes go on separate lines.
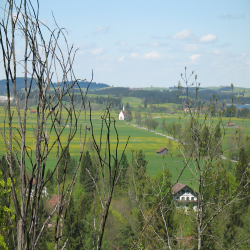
top-left (1, 0), bottom-right (250, 88)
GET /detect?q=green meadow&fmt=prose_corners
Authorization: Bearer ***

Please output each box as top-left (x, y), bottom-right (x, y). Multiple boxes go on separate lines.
top-left (1, 105), bottom-right (250, 185)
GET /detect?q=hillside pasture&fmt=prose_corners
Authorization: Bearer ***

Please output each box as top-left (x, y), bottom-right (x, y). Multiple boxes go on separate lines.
top-left (1, 106), bottom-right (250, 185)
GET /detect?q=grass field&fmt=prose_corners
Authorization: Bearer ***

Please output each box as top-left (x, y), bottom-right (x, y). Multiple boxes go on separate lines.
top-left (1, 106), bottom-right (250, 185)
top-left (121, 97), bottom-right (143, 107)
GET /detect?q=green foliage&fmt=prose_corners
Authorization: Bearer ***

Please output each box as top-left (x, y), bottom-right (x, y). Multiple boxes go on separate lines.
top-left (45, 169), bottom-right (54, 194)
top-left (235, 148), bottom-right (250, 212)
top-left (0, 171), bottom-right (13, 250)
top-left (160, 118), bottom-right (166, 133)
top-left (127, 110), bottom-right (133, 122)
top-left (1, 154), bottom-right (19, 178)
top-left (116, 153), bottom-right (129, 189)
top-left (116, 224), bottom-right (136, 250)
top-left (58, 146), bottom-right (76, 183)
top-left (80, 150), bottom-right (95, 195)
top-left (135, 111), bottom-right (141, 126)
top-left (63, 199), bottom-right (86, 250)
top-left (148, 119), bottom-right (159, 131)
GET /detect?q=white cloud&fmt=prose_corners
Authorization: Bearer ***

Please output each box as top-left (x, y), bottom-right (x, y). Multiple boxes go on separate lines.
top-left (138, 42), bottom-right (169, 47)
top-left (148, 42), bottom-right (159, 47)
top-left (12, 12), bottom-right (23, 22)
top-left (200, 34), bottom-right (217, 43)
top-left (130, 53), bottom-right (139, 59)
top-left (190, 54), bottom-right (201, 63)
top-left (93, 26), bottom-right (109, 35)
top-left (116, 41), bottom-right (127, 46)
top-left (39, 19), bottom-right (47, 25)
top-left (183, 44), bottom-right (198, 52)
top-left (78, 47), bottom-right (105, 56)
top-left (118, 56), bottom-right (125, 62)
top-left (130, 51), bottom-right (162, 60)
top-left (92, 47), bottom-right (105, 55)
top-left (219, 14), bottom-right (244, 20)
top-left (211, 49), bottom-right (224, 55)
top-left (172, 29), bottom-right (195, 40)
top-left (144, 51), bottom-right (161, 59)
top-left (78, 51), bottom-right (85, 55)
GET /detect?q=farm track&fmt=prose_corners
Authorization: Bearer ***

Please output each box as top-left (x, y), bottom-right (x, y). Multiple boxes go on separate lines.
top-left (128, 122), bottom-right (239, 163)
top-left (127, 122), bottom-right (178, 141)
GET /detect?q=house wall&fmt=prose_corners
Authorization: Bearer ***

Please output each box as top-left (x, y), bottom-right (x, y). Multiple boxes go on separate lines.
top-left (119, 111), bottom-right (126, 120)
top-left (119, 111), bottom-right (124, 120)
top-left (174, 186), bottom-right (197, 210)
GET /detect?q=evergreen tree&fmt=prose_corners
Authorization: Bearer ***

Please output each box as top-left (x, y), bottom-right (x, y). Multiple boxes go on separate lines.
top-left (135, 150), bottom-right (147, 170)
top-left (63, 199), bottom-right (86, 250)
top-left (213, 124), bottom-right (222, 156)
top-left (201, 125), bottom-right (210, 156)
top-left (224, 148), bottom-right (250, 248)
top-left (235, 148), bottom-right (250, 211)
top-left (58, 146), bottom-right (75, 183)
top-left (117, 153), bottom-right (129, 188)
top-left (80, 151), bottom-right (95, 194)
top-left (45, 169), bottom-right (54, 194)
top-left (1, 154), bottom-right (19, 178)
top-left (116, 224), bottom-right (136, 250)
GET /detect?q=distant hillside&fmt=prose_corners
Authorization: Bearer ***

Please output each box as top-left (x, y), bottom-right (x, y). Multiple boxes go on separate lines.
top-left (0, 78), bottom-right (35, 94)
top-left (73, 81), bottom-right (109, 90)
top-left (0, 78), bottom-right (109, 94)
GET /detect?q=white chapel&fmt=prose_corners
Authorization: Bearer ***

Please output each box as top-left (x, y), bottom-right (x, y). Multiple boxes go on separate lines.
top-left (119, 106), bottom-right (127, 120)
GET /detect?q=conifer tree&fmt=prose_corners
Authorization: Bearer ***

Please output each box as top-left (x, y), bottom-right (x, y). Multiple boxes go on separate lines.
top-left (45, 169), bottom-right (54, 194)
top-left (58, 146), bottom-right (75, 183)
top-left (213, 124), bottom-right (222, 156)
top-left (235, 148), bottom-right (250, 211)
top-left (119, 154), bottom-right (129, 186)
top-left (80, 150), bottom-right (95, 194)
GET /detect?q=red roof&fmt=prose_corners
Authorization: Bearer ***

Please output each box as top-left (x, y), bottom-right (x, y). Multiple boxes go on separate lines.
top-left (171, 183), bottom-right (188, 194)
top-left (121, 110), bottom-right (126, 115)
top-left (156, 147), bottom-right (167, 153)
top-left (48, 194), bottom-right (61, 207)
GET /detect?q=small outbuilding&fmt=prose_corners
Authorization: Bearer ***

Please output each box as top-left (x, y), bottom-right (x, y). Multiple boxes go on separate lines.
top-left (156, 147), bottom-right (168, 155)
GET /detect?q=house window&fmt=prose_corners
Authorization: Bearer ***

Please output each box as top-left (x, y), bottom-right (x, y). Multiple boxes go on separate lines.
top-left (182, 190), bottom-right (185, 194)
top-left (186, 197), bottom-right (190, 201)
top-left (191, 197), bottom-right (194, 201)
top-left (182, 197), bottom-right (185, 200)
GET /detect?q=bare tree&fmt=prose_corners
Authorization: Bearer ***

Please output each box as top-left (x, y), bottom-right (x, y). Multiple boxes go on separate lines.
top-left (0, 1), bottom-right (91, 249)
top-left (131, 68), bottom-right (250, 249)
top-left (88, 102), bottom-right (130, 249)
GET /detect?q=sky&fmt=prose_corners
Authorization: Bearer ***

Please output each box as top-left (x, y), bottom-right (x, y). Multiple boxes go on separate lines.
top-left (1, 0), bottom-right (250, 88)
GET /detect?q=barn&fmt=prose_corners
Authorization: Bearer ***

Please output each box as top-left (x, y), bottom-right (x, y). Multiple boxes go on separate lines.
top-left (156, 147), bottom-right (168, 155)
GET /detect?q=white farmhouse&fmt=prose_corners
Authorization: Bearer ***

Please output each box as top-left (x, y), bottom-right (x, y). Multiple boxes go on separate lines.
top-left (119, 106), bottom-right (127, 120)
top-left (171, 183), bottom-right (197, 210)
